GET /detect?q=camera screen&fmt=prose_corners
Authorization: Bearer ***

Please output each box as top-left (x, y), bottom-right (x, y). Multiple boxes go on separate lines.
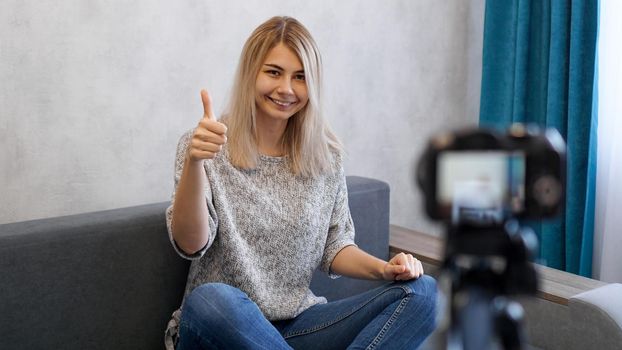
top-left (437, 151), bottom-right (525, 223)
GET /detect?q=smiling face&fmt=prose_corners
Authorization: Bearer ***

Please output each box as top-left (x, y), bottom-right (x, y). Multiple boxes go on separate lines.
top-left (254, 43), bottom-right (309, 123)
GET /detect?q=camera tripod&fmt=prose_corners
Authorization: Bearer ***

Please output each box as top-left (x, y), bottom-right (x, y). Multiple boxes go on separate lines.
top-left (439, 220), bottom-right (539, 350)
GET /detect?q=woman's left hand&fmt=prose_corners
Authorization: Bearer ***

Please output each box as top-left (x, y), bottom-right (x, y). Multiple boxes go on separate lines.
top-left (382, 252), bottom-right (424, 281)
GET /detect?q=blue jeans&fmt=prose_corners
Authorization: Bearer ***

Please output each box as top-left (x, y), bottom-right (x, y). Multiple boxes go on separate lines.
top-left (177, 276), bottom-right (437, 349)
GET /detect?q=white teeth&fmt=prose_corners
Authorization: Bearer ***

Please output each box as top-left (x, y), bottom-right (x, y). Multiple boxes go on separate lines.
top-left (270, 97), bottom-right (294, 106)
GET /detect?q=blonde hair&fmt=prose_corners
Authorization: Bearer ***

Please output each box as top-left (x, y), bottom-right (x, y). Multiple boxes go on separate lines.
top-left (223, 16), bottom-right (342, 177)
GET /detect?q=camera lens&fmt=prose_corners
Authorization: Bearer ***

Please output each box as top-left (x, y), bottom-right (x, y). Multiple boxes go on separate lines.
top-left (532, 175), bottom-right (562, 208)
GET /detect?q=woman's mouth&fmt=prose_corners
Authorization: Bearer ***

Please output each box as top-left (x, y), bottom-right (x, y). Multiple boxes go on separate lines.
top-left (268, 96), bottom-right (297, 108)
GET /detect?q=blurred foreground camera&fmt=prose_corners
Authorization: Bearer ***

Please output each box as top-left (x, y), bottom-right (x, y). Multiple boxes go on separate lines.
top-left (417, 124), bottom-right (566, 225)
top-left (416, 124), bottom-right (566, 350)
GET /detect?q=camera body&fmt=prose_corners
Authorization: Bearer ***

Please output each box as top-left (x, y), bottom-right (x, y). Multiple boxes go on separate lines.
top-left (417, 124), bottom-right (566, 225)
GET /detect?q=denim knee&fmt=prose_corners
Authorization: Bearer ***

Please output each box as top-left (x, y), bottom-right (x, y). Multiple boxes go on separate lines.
top-left (403, 276), bottom-right (437, 313)
top-left (182, 283), bottom-right (247, 326)
top-left (403, 275), bottom-right (437, 297)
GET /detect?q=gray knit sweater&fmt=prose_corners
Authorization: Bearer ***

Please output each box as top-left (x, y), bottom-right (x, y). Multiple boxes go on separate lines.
top-left (165, 130), bottom-right (356, 321)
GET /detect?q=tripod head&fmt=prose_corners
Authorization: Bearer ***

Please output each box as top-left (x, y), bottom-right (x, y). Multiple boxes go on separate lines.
top-left (444, 220), bottom-right (538, 297)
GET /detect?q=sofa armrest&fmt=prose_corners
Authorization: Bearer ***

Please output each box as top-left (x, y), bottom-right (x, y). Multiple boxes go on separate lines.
top-left (567, 283), bottom-right (622, 350)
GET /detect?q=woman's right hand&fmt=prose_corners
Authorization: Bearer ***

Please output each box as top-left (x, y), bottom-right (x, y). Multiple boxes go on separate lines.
top-left (172, 89), bottom-right (224, 255)
top-left (187, 89), bottom-right (228, 162)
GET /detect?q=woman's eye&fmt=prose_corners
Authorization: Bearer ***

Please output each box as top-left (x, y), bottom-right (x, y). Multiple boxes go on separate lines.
top-left (294, 74), bottom-right (306, 81)
top-left (266, 70), bottom-right (280, 76)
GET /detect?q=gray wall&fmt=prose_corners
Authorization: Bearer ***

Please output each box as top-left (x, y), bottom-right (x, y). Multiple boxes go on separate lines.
top-left (1, 0), bottom-right (484, 235)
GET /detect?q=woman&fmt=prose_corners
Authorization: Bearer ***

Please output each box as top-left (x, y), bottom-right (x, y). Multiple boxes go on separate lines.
top-left (165, 16), bottom-right (437, 349)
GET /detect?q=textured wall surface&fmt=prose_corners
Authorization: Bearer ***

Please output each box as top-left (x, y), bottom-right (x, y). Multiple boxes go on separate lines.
top-left (1, 0), bottom-right (484, 235)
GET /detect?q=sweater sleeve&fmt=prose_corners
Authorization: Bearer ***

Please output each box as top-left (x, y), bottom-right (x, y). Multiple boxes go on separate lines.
top-left (165, 130), bottom-right (218, 260)
top-left (320, 162), bottom-right (357, 278)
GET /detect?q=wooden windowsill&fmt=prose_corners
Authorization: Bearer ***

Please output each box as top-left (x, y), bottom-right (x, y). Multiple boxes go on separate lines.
top-left (389, 224), bottom-right (608, 306)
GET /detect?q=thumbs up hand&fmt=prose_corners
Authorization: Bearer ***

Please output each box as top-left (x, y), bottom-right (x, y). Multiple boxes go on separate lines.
top-left (187, 89), bottom-right (228, 162)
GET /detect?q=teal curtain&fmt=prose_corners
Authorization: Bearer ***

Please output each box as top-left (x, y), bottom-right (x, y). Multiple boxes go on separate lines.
top-left (479, 0), bottom-right (598, 276)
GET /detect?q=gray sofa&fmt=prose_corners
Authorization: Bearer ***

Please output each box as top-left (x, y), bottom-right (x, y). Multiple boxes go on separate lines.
top-left (0, 176), bottom-right (389, 350)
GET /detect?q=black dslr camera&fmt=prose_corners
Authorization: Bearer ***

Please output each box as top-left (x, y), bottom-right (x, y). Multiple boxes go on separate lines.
top-left (416, 124), bottom-right (566, 350)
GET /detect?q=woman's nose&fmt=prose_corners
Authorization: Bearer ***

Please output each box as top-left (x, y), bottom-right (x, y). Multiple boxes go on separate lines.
top-left (277, 78), bottom-right (294, 94)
